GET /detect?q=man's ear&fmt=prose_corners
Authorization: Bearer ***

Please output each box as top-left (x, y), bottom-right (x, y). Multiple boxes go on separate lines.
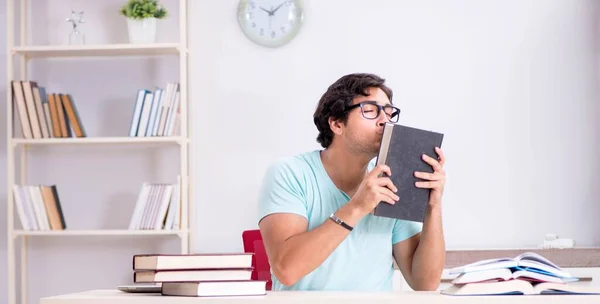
top-left (329, 117), bottom-right (344, 136)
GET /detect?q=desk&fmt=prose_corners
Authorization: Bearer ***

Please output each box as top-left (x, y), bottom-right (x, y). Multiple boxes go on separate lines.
top-left (40, 289), bottom-right (600, 304)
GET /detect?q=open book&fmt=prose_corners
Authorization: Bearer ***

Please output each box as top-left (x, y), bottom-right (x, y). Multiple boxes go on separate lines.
top-left (442, 279), bottom-right (600, 296)
top-left (448, 252), bottom-right (571, 279)
top-left (452, 267), bottom-right (578, 285)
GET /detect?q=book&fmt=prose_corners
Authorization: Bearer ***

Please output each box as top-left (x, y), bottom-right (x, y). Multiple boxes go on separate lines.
top-left (441, 279), bottom-right (600, 296)
top-left (161, 280), bottom-right (267, 297)
top-left (448, 251), bottom-right (572, 279)
top-left (133, 253), bottom-right (254, 270)
top-left (373, 123), bottom-right (444, 222)
top-left (133, 268), bottom-right (253, 283)
top-left (451, 267), bottom-right (577, 285)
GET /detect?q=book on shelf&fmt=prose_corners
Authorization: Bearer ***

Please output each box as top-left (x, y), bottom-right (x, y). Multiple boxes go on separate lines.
top-left (441, 251), bottom-right (600, 296)
top-left (11, 80), bottom-right (86, 139)
top-left (129, 82), bottom-right (180, 137)
top-left (131, 252), bottom-right (264, 297)
top-left (128, 175), bottom-right (181, 230)
top-left (12, 184), bottom-right (66, 231)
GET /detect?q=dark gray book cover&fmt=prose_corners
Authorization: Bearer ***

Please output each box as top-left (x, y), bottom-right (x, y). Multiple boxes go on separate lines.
top-left (373, 123), bottom-right (444, 222)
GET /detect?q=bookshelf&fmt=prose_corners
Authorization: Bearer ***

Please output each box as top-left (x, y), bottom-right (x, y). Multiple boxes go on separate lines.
top-left (5, 1), bottom-right (191, 304)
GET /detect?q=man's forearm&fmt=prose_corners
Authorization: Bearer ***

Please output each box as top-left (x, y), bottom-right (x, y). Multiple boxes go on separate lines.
top-left (271, 203), bottom-right (363, 286)
top-left (411, 205), bottom-right (445, 290)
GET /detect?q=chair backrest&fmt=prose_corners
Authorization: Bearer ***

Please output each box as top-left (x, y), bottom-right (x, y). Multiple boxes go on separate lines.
top-left (242, 229), bottom-right (272, 290)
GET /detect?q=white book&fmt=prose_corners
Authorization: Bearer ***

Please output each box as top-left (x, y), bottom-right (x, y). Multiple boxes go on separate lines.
top-left (145, 88), bottom-right (162, 136)
top-left (164, 177), bottom-right (181, 230)
top-left (141, 185), bottom-right (158, 229)
top-left (165, 90), bottom-right (180, 136)
top-left (136, 92), bottom-right (154, 137)
top-left (155, 83), bottom-right (174, 136)
top-left (27, 186), bottom-right (49, 231)
top-left (163, 83), bottom-right (179, 136)
top-left (148, 185), bottom-right (165, 230)
top-left (19, 186), bottom-right (38, 230)
top-left (154, 185), bottom-right (173, 230)
top-left (129, 89), bottom-right (148, 137)
top-left (12, 185), bottom-right (31, 230)
top-left (129, 183), bottom-right (151, 230)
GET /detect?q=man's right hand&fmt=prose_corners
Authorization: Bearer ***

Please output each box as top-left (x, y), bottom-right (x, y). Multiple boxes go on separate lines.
top-left (349, 164), bottom-right (399, 216)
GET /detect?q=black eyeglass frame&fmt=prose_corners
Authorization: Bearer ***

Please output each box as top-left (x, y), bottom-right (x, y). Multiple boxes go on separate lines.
top-left (345, 101), bottom-right (401, 123)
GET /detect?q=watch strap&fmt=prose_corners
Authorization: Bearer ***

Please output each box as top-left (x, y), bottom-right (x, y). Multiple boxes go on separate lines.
top-left (329, 213), bottom-right (353, 231)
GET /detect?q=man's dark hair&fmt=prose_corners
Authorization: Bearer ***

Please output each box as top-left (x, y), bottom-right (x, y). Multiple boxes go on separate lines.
top-left (313, 73), bottom-right (393, 148)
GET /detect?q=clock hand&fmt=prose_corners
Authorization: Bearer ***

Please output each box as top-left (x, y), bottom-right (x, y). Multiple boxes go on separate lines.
top-left (272, 1), bottom-right (286, 14)
top-left (259, 6), bottom-right (272, 15)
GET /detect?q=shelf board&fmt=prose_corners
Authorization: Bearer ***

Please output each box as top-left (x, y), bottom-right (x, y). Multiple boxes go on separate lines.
top-left (11, 136), bottom-right (186, 145)
top-left (13, 229), bottom-right (188, 237)
top-left (12, 43), bottom-right (182, 58)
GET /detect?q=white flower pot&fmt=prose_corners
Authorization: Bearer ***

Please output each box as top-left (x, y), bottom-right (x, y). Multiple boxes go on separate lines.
top-left (127, 17), bottom-right (157, 44)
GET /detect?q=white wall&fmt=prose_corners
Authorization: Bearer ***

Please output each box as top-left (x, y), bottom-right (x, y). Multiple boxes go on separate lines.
top-left (191, 0), bottom-right (600, 253)
top-left (0, 0), bottom-right (599, 304)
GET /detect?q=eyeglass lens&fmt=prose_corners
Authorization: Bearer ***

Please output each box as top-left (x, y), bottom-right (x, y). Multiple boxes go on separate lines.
top-left (361, 103), bottom-right (399, 122)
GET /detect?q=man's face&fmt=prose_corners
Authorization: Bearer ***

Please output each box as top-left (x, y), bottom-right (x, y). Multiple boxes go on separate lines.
top-left (341, 87), bottom-right (394, 156)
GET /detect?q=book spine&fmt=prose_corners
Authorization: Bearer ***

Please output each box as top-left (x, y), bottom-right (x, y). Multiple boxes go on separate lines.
top-left (375, 123), bottom-right (395, 175)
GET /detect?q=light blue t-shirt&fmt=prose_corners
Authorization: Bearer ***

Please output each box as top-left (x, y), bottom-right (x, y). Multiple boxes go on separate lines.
top-left (257, 150), bottom-right (423, 291)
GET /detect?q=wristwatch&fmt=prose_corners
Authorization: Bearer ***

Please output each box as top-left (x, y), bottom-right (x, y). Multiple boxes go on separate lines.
top-left (329, 213), bottom-right (353, 231)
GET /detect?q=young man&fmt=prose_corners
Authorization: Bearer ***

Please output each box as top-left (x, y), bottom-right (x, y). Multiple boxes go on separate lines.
top-left (256, 73), bottom-right (446, 291)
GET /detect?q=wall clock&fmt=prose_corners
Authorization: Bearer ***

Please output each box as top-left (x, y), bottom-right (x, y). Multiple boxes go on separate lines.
top-left (237, 0), bottom-right (304, 48)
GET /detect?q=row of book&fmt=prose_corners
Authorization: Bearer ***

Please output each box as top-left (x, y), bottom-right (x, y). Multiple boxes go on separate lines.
top-left (128, 177), bottom-right (181, 230)
top-left (129, 82), bottom-right (180, 137)
top-left (13, 179), bottom-right (183, 231)
top-left (132, 253), bottom-right (266, 297)
top-left (12, 80), bottom-right (86, 139)
top-left (13, 184), bottom-right (66, 231)
top-left (442, 251), bottom-right (599, 296)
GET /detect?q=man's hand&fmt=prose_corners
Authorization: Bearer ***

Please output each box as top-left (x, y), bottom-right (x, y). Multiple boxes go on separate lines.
top-left (349, 164), bottom-right (399, 216)
top-left (396, 146), bottom-right (446, 291)
top-left (414, 147), bottom-right (446, 208)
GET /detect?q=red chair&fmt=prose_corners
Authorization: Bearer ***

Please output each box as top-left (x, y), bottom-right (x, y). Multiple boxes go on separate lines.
top-left (242, 229), bottom-right (273, 290)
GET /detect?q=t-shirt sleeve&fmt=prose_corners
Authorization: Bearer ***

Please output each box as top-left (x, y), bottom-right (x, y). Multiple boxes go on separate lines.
top-left (257, 159), bottom-right (308, 224)
top-left (392, 219), bottom-right (423, 244)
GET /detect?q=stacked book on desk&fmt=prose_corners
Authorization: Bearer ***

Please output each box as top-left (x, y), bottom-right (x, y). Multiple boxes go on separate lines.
top-left (132, 253), bottom-right (267, 297)
top-left (441, 252), bottom-right (600, 296)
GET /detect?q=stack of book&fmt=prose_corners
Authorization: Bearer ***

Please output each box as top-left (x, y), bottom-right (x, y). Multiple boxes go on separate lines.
top-left (132, 252), bottom-right (267, 297)
top-left (128, 177), bottom-right (181, 231)
top-left (12, 80), bottom-right (86, 139)
top-left (441, 252), bottom-right (600, 296)
top-left (13, 184), bottom-right (66, 231)
top-left (128, 82), bottom-right (180, 137)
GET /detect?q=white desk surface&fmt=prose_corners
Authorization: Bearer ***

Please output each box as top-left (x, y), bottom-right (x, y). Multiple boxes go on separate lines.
top-left (39, 289), bottom-right (600, 304)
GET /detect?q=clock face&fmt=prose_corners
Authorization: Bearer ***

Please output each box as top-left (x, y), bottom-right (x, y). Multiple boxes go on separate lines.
top-left (237, 0), bottom-right (304, 48)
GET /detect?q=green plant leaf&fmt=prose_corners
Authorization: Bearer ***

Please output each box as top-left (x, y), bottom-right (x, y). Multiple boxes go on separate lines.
top-left (119, 0), bottom-right (168, 19)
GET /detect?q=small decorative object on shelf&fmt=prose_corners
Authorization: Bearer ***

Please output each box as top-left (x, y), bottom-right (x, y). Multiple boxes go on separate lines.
top-left (65, 11), bottom-right (85, 45)
top-left (120, 0), bottom-right (167, 44)
top-left (538, 233), bottom-right (575, 249)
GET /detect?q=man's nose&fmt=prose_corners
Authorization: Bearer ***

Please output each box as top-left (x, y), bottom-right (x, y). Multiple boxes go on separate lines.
top-left (376, 110), bottom-right (390, 125)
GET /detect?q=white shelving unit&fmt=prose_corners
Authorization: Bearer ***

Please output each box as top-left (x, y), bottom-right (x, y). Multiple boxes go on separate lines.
top-left (5, 1), bottom-right (192, 304)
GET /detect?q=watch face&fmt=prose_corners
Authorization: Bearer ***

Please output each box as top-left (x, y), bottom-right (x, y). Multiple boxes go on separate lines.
top-left (237, 0), bottom-right (304, 47)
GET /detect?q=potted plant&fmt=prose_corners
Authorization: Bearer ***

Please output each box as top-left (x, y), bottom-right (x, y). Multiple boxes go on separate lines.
top-left (120, 0), bottom-right (167, 44)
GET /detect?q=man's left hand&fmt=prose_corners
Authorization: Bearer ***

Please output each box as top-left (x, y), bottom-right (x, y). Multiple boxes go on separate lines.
top-left (414, 147), bottom-right (446, 208)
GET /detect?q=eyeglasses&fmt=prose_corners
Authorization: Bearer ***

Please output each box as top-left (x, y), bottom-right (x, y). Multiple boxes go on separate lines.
top-left (345, 101), bottom-right (401, 123)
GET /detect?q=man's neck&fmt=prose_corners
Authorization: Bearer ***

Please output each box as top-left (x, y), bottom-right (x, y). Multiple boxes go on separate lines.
top-left (320, 146), bottom-right (373, 196)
